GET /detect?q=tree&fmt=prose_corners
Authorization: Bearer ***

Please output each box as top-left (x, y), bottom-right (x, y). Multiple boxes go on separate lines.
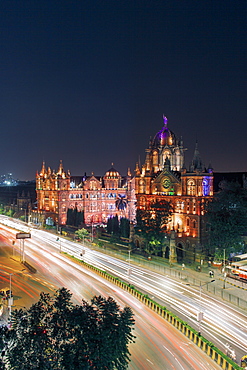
top-left (116, 195), bottom-right (128, 213)
top-left (107, 215), bottom-right (120, 237)
top-left (135, 200), bottom-right (172, 254)
top-left (75, 228), bottom-right (89, 242)
top-left (66, 208), bottom-right (84, 227)
top-left (120, 218), bottom-right (130, 238)
top-left (112, 215), bottom-right (120, 236)
top-left (3, 288), bottom-right (135, 370)
top-left (205, 181), bottom-right (247, 258)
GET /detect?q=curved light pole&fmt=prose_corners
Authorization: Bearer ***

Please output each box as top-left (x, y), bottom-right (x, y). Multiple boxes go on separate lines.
top-left (198, 279), bottom-right (215, 336)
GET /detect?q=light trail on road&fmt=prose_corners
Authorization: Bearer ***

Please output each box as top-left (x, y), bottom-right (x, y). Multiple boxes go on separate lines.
top-left (0, 218), bottom-right (224, 369)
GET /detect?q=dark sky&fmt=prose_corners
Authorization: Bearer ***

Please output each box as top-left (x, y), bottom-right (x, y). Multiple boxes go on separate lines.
top-left (0, 1), bottom-right (246, 180)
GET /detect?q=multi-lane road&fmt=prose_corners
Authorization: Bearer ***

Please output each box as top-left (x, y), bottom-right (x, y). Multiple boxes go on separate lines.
top-left (0, 216), bottom-right (245, 368)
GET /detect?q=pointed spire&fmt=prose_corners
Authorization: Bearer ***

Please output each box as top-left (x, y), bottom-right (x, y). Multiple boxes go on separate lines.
top-left (40, 161), bottom-right (46, 176)
top-left (57, 160), bottom-right (63, 175)
top-left (135, 161), bottom-right (140, 175)
top-left (190, 142), bottom-right (203, 172)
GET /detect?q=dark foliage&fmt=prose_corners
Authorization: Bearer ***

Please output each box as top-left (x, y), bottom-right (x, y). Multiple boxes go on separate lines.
top-left (66, 208), bottom-right (84, 227)
top-left (2, 288), bottom-right (135, 370)
top-left (205, 181), bottom-right (247, 256)
top-left (135, 200), bottom-right (172, 242)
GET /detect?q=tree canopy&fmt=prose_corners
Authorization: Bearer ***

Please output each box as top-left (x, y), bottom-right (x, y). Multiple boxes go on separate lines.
top-left (135, 199), bottom-right (172, 254)
top-left (205, 181), bottom-right (247, 257)
top-left (75, 227), bottom-right (90, 241)
top-left (0, 288), bottom-right (135, 370)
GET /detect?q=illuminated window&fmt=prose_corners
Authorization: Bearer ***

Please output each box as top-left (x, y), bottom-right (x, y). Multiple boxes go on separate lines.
top-left (202, 179), bottom-right (209, 196)
top-left (193, 201), bottom-right (196, 214)
top-left (153, 151), bottom-right (158, 165)
top-left (139, 180), bottom-right (145, 193)
top-left (187, 180), bottom-right (196, 196)
top-left (90, 181), bottom-right (97, 190)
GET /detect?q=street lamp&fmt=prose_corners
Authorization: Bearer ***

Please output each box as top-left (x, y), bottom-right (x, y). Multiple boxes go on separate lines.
top-left (127, 250), bottom-right (131, 284)
top-left (223, 272), bottom-right (227, 289)
top-left (8, 273), bottom-right (13, 323)
top-left (56, 237), bottom-right (61, 253)
top-left (197, 279), bottom-right (215, 336)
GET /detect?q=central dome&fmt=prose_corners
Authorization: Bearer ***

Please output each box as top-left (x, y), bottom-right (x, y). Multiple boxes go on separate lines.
top-left (152, 116), bottom-right (177, 147)
top-left (104, 164), bottom-right (120, 178)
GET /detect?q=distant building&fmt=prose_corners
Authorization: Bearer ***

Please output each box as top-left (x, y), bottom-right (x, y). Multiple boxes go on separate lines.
top-left (134, 116), bottom-right (214, 262)
top-left (36, 161), bottom-right (136, 226)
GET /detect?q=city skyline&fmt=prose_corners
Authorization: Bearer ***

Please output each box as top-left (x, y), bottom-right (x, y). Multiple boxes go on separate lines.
top-left (0, 1), bottom-right (246, 180)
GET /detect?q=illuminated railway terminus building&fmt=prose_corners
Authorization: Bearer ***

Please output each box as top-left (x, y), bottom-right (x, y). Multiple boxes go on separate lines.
top-left (36, 116), bottom-right (213, 262)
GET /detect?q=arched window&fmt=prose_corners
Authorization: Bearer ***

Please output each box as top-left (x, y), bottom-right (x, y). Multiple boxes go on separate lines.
top-left (90, 181), bottom-right (97, 190)
top-left (139, 180), bottom-right (145, 193)
top-left (187, 180), bottom-right (196, 196)
top-left (163, 150), bottom-right (171, 164)
top-left (202, 179), bottom-right (209, 196)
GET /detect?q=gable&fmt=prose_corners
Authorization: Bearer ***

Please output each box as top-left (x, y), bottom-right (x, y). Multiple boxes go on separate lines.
top-left (151, 170), bottom-right (181, 195)
top-left (84, 176), bottom-right (102, 191)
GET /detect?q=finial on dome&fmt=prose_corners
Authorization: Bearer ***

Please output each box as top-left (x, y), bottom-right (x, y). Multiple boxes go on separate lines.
top-left (163, 115), bottom-right (168, 127)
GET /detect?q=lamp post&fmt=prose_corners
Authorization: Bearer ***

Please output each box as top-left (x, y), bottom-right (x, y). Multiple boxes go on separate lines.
top-left (127, 249), bottom-right (131, 284)
top-left (198, 279), bottom-right (215, 336)
top-left (91, 216), bottom-right (94, 243)
top-left (56, 237), bottom-right (61, 253)
top-left (8, 273), bottom-right (13, 323)
top-left (223, 272), bottom-right (227, 289)
top-left (223, 248), bottom-right (226, 272)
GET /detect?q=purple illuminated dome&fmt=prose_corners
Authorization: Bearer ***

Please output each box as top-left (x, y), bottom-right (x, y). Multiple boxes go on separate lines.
top-left (152, 115), bottom-right (177, 147)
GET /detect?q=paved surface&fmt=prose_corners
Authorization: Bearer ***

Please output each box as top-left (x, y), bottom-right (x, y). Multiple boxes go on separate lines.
top-left (92, 244), bottom-right (247, 311)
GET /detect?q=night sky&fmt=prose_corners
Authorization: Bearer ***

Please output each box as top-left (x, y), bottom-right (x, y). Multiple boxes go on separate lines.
top-left (0, 1), bottom-right (246, 180)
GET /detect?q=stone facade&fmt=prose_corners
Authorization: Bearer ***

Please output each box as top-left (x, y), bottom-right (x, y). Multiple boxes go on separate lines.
top-left (134, 116), bottom-right (214, 262)
top-left (36, 161), bottom-right (136, 226)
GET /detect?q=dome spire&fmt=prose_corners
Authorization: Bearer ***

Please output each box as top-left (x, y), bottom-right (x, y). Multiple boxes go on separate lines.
top-left (163, 114), bottom-right (168, 127)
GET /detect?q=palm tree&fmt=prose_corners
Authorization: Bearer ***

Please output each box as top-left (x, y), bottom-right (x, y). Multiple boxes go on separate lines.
top-left (116, 194), bottom-right (128, 211)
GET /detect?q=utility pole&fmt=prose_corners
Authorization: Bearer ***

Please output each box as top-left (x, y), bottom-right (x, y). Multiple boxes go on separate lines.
top-left (56, 237), bottom-right (61, 253)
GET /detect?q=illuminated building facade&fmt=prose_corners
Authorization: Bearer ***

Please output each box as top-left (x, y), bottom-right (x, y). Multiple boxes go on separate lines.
top-left (36, 161), bottom-right (136, 226)
top-left (134, 116), bottom-right (213, 262)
